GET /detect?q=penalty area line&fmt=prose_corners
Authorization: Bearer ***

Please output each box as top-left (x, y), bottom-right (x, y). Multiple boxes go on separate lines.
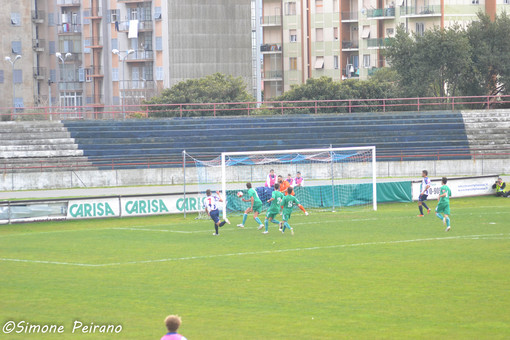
top-left (1, 233), bottom-right (507, 268)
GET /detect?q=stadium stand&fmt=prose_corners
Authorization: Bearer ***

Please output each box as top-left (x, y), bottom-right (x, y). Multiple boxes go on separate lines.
top-left (60, 111), bottom-right (473, 169)
top-left (0, 121), bottom-right (95, 172)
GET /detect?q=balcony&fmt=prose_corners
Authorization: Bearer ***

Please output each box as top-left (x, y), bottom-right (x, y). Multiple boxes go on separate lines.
top-left (32, 39), bottom-right (46, 52)
top-left (126, 50), bottom-right (154, 62)
top-left (120, 80), bottom-right (156, 90)
top-left (58, 81), bottom-right (84, 91)
top-left (366, 7), bottom-right (396, 18)
top-left (118, 20), bottom-right (153, 32)
top-left (261, 15), bottom-right (281, 26)
top-left (31, 10), bottom-right (45, 24)
top-left (261, 44), bottom-right (282, 53)
top-left (341, 11), bottom-right (358, 21)
top-left (58, 24), bottom-right (82, 34)
top-left (367, 38), bottom-right (390, 48)
top-left (85, 37), bottom-right (103, 48)
top-left (88, 66), bottom-right (104, 77)
top-left (342, 40), bottom-right (359, 50)
top-left (33, 67), bottom-right (47, 80)
top-left (403, 5), bottom-right (441, 16)
top-left (57, 0), bottom-right (81, 6)
top-left (83, 7), bottom-right (103, 18)
top-left (262, 70), bottom-right (283, 80)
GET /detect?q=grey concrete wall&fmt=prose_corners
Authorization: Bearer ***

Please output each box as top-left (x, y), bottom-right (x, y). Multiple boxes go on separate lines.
top-left (1, 158), bottom-right (508, 192)
top-left (167, 0), bottom-right (253, 90)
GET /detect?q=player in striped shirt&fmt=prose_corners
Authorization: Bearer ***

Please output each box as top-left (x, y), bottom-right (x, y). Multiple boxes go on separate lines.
top-left (417, 170), bottom-right (431, 217)
top-left (203, 189), bottom-right (230, 236)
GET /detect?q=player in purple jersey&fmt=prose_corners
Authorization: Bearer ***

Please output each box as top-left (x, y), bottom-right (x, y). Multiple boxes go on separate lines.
top-left (417, 170), bottom-right (431, 217)
top-left (160, 315), bottom-right (187, 340)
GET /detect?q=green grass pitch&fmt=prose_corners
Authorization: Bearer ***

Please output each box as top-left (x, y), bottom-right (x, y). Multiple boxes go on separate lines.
top-left (0, 196), bottom-right (509, 339)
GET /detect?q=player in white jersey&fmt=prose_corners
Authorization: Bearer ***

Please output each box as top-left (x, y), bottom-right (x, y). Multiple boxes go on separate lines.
top-left (417, 170), bottom-right (431, 217)
top-left (203, 189), bottom-right (230, 235)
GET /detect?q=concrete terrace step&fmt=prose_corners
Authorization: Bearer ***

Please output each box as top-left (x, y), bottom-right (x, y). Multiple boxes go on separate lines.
top-left (0, 131), bottom-right (72, 140)
top-left (0, 138), bottom-right (77, 146)
top-left (0, 149), bottom-right (83, 159)
top-left (0, 144), bottom-right (79, 152)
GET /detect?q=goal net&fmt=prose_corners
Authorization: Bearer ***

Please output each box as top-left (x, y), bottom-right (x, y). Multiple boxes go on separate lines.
top-left (184, 146), bottom-right (376, 219)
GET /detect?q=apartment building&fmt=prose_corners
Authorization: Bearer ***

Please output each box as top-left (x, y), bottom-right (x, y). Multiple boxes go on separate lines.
top-left (1, 0), bottom-right (253, 114)
top-left (261, 0), bottom-right (509, 99)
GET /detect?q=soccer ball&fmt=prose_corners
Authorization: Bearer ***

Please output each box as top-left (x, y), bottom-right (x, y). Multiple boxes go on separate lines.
top-left (237, 191), bottom-right (243, 197)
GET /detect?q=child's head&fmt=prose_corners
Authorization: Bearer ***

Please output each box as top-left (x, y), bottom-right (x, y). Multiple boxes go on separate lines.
top-left (287, 187), bottom-right (293, 195)
top-left (269, 169), bottom-right (274, 174)
top-left (206, 189), bottom-right (211, 197)
top-left (274, 182), bottom-right (280, 190)
top-left (422, 170), bottom-right (428, 177)
top-left (278, 175), bottom-right (283, 183)
top-left (246, 182), bottom-right (252, 189)
top-left (296, 171), bottom-right (301, 177)
top-left (442, 177), bottom-right (448, 185)
top-left (287, 174), bottom-right (292, 178)
top-left (164, 315), bottom-right (182, 333)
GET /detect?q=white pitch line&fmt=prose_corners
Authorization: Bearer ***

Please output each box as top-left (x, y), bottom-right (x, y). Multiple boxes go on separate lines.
top-left (0, 233), bottom-right (507, 268)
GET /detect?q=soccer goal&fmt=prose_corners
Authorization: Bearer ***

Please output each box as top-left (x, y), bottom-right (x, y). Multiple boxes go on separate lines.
top-left (184, 146), bottom-right (377, 219)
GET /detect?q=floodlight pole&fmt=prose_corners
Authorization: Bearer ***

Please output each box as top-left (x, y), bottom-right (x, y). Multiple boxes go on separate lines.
top-left (4, 55), bottom-right (22, 117)
top-left (183, 150), bottom-right (186, 219)
top-left (112, 49), bottom-right (135, 119)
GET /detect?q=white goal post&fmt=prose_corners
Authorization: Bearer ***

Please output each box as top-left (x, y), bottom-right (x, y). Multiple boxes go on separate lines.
top-left (219, 146), bottom-right (377, 219)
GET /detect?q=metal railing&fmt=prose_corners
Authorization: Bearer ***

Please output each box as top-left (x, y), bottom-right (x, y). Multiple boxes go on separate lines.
top-left (263, 70), bottom-right (283, 79)
top-left (31, 10), bottom-right (45, 21)
top-left (404, 5), bottom-right (441, 16)
top-left (118, 20), bottom-right (153, 31)
top-left (0, 95), bottom-right (509, 121)
top-left (367, 38), bottom-right (390, 48)
top-left (261, 15), bottom-right (282, 25)
top-left (126, 50), bottom-right (154, 61)
top-left (342, 40), bottom-right (359, 49)
top-left (32, 39), bottom-right (46, 51)
top-left (58, 24), bottom-right (82, 34)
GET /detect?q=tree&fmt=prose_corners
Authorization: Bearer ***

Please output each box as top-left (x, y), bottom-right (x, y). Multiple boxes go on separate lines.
top-left (385, 25), bottom-right (472, 98)
top-left (144, 73), bottom-right (255, 117)
top-left (462, 12), bottom-right (510, 98)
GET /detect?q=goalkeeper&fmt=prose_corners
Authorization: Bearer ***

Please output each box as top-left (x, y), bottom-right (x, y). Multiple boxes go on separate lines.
top-left (280, 187), bottom-right (308, 235)
top-left (262, 182), bottom-right (284, 234)
top-left (237, 182), bottom-right (264, 229)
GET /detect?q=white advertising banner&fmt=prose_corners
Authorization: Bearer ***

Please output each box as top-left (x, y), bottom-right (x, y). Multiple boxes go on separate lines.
top-left (412, 175), bottom-right (499, 201)
top-left (66, 194), bottom-right (207, 219)
top-left (67, 198), bottom-right (121, 219)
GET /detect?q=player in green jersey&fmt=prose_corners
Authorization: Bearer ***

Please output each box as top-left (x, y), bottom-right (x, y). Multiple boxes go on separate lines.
top-left (237, 182), bottom-right (264, 229)
top-left (280, 187), bottom-right (308, 235)
top-left (435, 177), bottom-right (452, 232)
top-left (262, 182), bottom-right (284, 234)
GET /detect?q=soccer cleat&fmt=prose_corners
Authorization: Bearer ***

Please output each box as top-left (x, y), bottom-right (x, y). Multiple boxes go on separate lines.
top-left (262, 231), bottom-right (268, 234)
top-left (213, 233), bottom-right (219, 236)
top-left (427, 209), bottom-right (431, 214)
top-left (237, 224), bottom-right (244, 228)
top-left (445, 226), bottom-right (451, 232)
top-left (417, 214), bottom-right (424, 217)
top-left (224, 217), bottom-right (231, 225)
top-left (258, 224), bottom-right (264, 230)
top-left (305, 212), bottom-right (309, 216)
top-left (290, 228), bottom-right (294, 236)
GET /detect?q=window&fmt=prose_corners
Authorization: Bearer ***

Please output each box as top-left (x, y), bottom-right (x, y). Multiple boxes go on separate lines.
top-left (49, 41), bottom-right (56, 55)
top-left (363, 54), bottom-right (370, 68)
top-left (11, 41), bottom-right (22, 54)
top-left (13, 69), bottom-right (22, 84)
top-left (50, 69), bottom-right (56, 83)
top-left (11, 13), bottom-right (21, 26)
top-left (415, 23), bottom-right (424, 36)
top-left (333, 0), bottom-right (339, 12)
top-left (504, 0), bottom-right (509, 4)
top-left (78, 68), bottom-right (85, 82)
top-left (156, 67), bottom-right (164, 81)
top-left (315, 56), bottom-right (324, 69)
top-left (0, 70), bottom-right (4, 83)
top-left (14, 97), bottom-right (24, 109)
top-left (48, 13), bottom-right (55, 26)
top-left (111, 38), bottom-right (118, 51)
top-left (143, 65), bottom-right (153, 81)
top-left (386, 28), bottom-right (394, 37)
top-left (333, 27), bottom-right (339, 40)
top-left (290, 29), bottom-right (297, 42)
top-left (154, 7), bottom-right (162, 20)
top-left (109, 9), bottom-right (120, 23)
top-left (334, 56), bottom-right (339, 69)
top-left (156, 37), bottom-right (163, 51)
top-left (83, 11), bottom-right (90, 25)
top-left (85, 68), bottom-right (92, 82)
top-left (362, 25), bottom-right (371, 39)
top-left (290, 57), bottom-right (297, 70)
top-left (316, 28), bottom-right (324, 42)
top-left (112, 68), bottom-right (119, 82)
top-left (285, 2), bottom-right (297, 15)
top-left (316, 0), bottom-right (324, 13)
